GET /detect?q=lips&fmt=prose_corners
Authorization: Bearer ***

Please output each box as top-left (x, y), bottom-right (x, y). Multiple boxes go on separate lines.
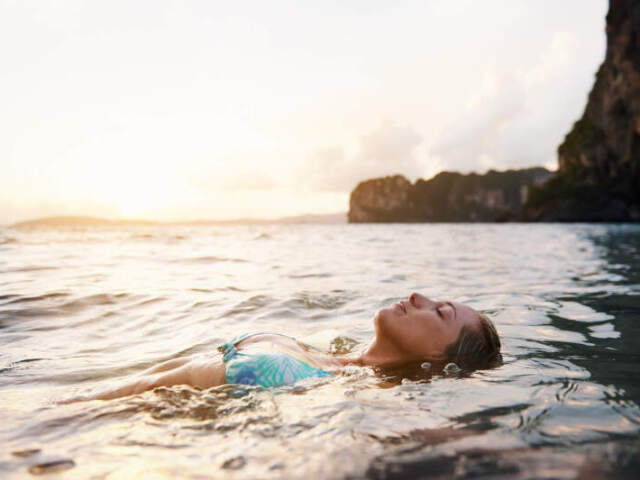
top-left (395, 301), bottom-right (406, 314)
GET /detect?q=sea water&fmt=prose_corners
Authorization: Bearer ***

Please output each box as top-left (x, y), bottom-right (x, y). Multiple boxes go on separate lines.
top-left (1, 223), bottom-right (639, 478)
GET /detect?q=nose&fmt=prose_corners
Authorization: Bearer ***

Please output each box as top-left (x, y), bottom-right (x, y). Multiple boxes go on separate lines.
top-left (409, 292), bottom-right (431, 307)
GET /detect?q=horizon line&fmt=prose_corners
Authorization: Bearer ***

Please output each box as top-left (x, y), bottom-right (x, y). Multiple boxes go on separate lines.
top-left (5, 212), bottom-right (349, 228)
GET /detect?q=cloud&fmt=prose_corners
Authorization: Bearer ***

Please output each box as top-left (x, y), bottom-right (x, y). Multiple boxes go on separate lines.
top-left (218, 170), bottom-right (279, 191)
top-left (430, 73), bottom-right (526, 172)
top-left (189, 169), bottom-right (279, 191)
top-left (187, 152), bottom-right (281, 192)
top-left (300, 121), bottom-right (425, 192)
top-left (430, 31), bottom-right (601, 172)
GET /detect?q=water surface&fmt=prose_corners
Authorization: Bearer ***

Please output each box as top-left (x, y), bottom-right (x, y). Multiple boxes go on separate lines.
top-left (1, 223), bottom-right (639, 478)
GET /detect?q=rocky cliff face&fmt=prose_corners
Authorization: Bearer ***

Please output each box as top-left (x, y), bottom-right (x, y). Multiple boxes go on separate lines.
top-left (348, 175), bottom-right (415, 222)
top-left (348, 168), bottom-right (552, 223)
top-left (524, 0), bottom-right (640, 221)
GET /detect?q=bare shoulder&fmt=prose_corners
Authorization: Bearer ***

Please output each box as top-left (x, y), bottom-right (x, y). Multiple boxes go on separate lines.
top-left (181, 355), bottom-right (226, 389)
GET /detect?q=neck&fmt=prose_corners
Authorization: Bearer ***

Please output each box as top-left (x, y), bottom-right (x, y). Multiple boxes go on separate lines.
top-left (339, 336), bottom-right (409, 367)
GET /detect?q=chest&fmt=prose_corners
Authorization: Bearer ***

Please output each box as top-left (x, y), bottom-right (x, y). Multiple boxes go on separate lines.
top-left (236, 334), bottom-right (338, 370)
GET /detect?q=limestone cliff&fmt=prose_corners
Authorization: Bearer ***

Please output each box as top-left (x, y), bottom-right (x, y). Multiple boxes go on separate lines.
top-left (348, 168), bottom-right (552, 223)
top-left (348, 175), bottom-right (415, 222)
top-left (524, 0), bottom-right (640, 221)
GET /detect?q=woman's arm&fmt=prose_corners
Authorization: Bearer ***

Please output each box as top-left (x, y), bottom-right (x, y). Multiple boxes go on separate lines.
top-left (76, 357), bottom-right (226, 401)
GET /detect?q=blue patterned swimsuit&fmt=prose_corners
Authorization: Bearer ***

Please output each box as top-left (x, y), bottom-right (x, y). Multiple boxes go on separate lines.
top-left (218, 332), bottom-right (333, 387)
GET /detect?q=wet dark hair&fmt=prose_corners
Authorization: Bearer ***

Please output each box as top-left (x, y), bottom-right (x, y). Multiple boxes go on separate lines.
top-left (444, 313), bottom-right (501, 369)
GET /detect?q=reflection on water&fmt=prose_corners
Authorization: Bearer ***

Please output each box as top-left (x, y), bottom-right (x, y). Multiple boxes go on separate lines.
top-left (1, 223), bottom-right (639, 478)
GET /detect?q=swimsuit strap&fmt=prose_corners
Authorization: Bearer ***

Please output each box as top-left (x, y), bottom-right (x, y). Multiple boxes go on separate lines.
top-left (217, 332), bottom-right (256, 362)
top-left (217, 332), bottom-right (323, 363)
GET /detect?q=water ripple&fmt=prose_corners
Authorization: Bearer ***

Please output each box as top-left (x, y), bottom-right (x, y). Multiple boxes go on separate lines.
top-left (1, 224), bottom-right (640, 479)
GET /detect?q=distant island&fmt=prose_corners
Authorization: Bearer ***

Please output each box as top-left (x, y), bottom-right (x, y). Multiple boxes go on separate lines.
top-left (349, 168), bottom-right (553, 223)
top-left (10, 213), bottom-right (347, 228)
top-left (349, 0), bottom-right (639, 223)
top-left (10, 216), bottom-right (159, 227)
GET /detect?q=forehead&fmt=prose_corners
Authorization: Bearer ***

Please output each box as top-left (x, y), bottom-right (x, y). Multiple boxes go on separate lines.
top-left (451, 301), bottom-right (481, 329)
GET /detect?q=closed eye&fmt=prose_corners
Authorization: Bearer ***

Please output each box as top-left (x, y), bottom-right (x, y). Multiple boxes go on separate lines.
top-left (447, 302), bottom-right (457, 321)
top-left (436, 306), bottom-right (443, 318)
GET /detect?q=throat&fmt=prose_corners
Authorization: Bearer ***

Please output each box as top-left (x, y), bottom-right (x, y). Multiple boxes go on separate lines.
top-left (354, 337), bottom-right (411, 367)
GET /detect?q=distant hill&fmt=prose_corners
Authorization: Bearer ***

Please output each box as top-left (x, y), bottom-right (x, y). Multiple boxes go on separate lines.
top-left (276, 213), bottom-right (347, 224)
top-left (349, 167), bottom-right (553, 223)
top-left (11, 216), bottom-right (158, 227)
top-left (10, 213), bottom-right (347, 228)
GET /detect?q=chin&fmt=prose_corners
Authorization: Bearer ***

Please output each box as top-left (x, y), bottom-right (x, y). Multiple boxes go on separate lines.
top-left (373, 307), bottom-right (394, 331)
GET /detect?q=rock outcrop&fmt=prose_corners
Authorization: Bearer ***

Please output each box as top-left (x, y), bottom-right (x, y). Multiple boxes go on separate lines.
top-left (348, 175), bottom-right (415, 222)
top-left (523, 0), bottom-right (640, 221)
top-left (348, 168), bottom-right (552, 223)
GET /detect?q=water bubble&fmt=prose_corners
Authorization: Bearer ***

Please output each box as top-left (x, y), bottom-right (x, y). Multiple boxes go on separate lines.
top-left (290, 385), bottom-right (307, 395)
top-left (421, 362), bottom-right (432, 371)
top-left (11, 449), bottom-right (40, 458)
top-left (27, 456), bottom-right (75, 475)
top-left (444, 362), bottom-right (461, 375)
top-left (221, 455), bottom-right (246, 470)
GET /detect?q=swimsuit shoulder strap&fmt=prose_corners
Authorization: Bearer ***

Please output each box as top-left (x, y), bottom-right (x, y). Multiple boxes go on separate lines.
top-left (217, 332), bottom-right (257, 362)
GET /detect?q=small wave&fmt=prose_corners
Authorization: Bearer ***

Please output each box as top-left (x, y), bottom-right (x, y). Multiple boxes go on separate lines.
top-left (0, 236), bottom-right (17, 245)
top-left (176, 256), bottom-right (247, 264)
top-left (59, 293), bottom-right (130, 312)
top-left (382, 274), bottom-right (408, 283)
top-left (131, 296), bottom-right (165, 308)
top-left (99, 384), bottom-right (280, 423)
top-left (8, 265), bottom-right (59, 273)
top-left (15, 357), bottom-right (44, 364)
top-left (130, 233), bottom-right (155, 240)
top-left (1, 357), bottom-right (45, 372)
top-left (222, 295), bottom-right (275, 317)
top-left (288, 272), bottom-right (332, 279)
top-left (190, 288), bottom-right (215, 293)
top-left (3, 292), bottom-right (69, 305)
top-left (189, 300), bottom-right (221, 309)
top-left (190, 285), bottom-right (245, 295)
top-left (221, 286), bottom-right (245, 292)
top-left (0, 308), bottom-right (59, 320)
top-left (253, 233), bottom-right (272, 240)
top-left (284, 292), bottom-right (350, 310)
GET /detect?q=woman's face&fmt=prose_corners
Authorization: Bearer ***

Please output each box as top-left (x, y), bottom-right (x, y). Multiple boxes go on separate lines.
top-left (373, 292), bottom-right (481, 362)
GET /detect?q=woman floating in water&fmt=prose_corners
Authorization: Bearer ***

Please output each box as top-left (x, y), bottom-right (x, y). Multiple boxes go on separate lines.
top-left (84, 293), bottom-right (501, 400)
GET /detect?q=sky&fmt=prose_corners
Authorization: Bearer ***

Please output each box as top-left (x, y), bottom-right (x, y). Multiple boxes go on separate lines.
top-left (0, 0), bottom-right (607, 224)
